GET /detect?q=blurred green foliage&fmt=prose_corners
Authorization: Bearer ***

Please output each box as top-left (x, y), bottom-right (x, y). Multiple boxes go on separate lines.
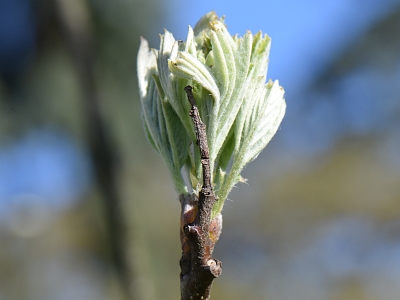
top-left (1, 1), bottom-right (400, 300)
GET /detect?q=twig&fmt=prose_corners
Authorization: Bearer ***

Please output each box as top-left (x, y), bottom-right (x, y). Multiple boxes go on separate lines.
top-left (180, 86), bottom-right (222, 300)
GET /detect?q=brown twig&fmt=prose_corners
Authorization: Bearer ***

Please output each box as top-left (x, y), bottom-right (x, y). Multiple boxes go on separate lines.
top-left (180, 86), bottom-right (222, 300)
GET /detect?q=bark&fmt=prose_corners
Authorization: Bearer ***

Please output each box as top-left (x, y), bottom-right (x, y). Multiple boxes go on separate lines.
top-left (180, 86), bottom-right (223, 300)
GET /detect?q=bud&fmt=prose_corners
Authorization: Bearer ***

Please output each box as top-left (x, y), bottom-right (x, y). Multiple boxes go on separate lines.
top-left (137, 12), bottom-right (286, 217)
top-left (209, 213), bottom-right (223, 246)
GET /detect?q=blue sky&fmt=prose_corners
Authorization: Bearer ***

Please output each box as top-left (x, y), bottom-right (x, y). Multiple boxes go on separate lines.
top-left (166, 0), bottom-right (399, 93)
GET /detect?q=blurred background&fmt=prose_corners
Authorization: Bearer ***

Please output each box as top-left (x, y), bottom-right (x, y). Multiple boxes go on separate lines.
top-left (1, 0), bottom-right (400, 299)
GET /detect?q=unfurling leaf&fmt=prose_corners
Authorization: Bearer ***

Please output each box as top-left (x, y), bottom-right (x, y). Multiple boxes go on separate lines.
top-left (137, 12), bottom-right (286, 215)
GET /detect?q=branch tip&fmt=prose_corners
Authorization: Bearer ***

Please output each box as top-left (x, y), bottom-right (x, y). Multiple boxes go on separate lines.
top-left (180, 87), bottom-right (222, 300)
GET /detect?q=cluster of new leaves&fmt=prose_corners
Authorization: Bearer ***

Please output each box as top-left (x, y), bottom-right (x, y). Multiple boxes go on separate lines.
top-left (137, 12), bottom-right (286, 217)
